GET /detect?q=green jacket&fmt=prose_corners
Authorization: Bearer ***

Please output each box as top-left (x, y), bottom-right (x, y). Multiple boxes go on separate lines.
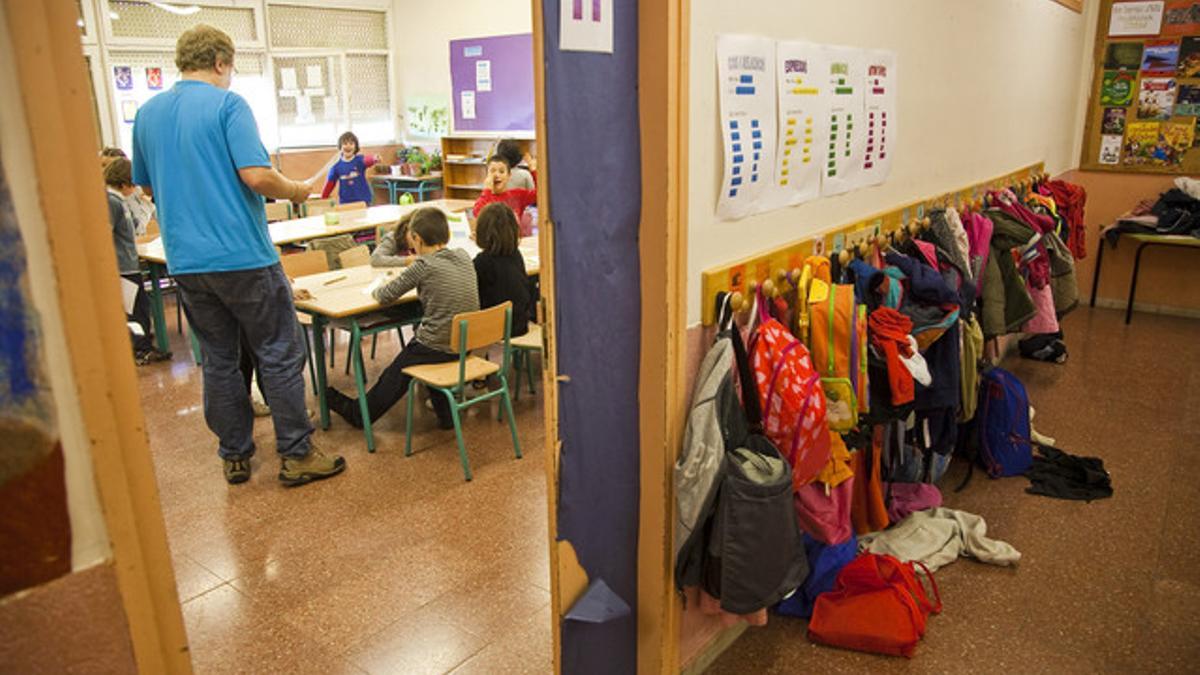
top-left (981, 210), bottom-right (1036, 336)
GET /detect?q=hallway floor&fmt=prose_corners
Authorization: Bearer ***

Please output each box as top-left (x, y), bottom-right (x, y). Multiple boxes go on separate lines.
top-left (139, 300), bottom-right (552, 674)
top-left (708, 307), bottom-right (1200, 674)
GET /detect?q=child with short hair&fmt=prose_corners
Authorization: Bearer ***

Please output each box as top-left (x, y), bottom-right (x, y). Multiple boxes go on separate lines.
top-left (100, 147), bottom-right (155, 235)
top-left (370, 210), bottom-right (417, 267)
top-left (104, 158), bottom-right (171, 365)
top-left (321, 131), bottom-right (381, 205)
top-left (326, 207), bottom-right (480, 429)
top-left (496, 138), bottom-right (535, 190)
top-left (472, 203), bottom-right (530, 337)
top-left (473, 154), bottom-right (537, 221)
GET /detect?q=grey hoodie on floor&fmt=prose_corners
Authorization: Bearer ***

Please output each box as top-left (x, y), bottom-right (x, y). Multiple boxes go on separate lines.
top-left (858, 507), bottom-right (1020, 572)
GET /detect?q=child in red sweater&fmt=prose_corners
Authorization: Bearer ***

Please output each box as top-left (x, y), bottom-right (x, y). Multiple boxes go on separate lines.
top-left (473, 154), bottom-right (537, 221)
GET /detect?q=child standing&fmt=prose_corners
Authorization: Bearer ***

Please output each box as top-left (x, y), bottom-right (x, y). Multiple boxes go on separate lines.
top-left (473, 154), bottom-right (537, 221)
top-left (321, 131), bottom-right (381, 205)
top-left (472, 203), bottom-right (530, 337)
top-left (326, 208), bottom-right (480, 429)
top-left (104, 158), bottom-right (171, 365)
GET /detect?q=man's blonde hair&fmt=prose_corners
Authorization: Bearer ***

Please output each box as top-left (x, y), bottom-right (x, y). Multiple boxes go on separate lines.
top-left (175, 24), bottom-right (235, 73)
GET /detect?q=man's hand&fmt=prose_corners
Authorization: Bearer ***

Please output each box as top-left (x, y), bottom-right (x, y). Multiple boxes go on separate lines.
top-left (289, 179), bottom-right (313, 205)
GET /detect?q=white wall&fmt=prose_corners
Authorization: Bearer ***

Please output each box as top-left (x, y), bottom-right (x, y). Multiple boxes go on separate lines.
top-left (687, 0), bottom-right (1096, 325)
top-left (391, 0), bottom-right (532, 139)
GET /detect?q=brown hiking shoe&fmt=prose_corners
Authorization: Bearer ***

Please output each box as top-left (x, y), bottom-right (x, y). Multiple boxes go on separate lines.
top-left (224, 458), bottom-right (251, 484)
top-left (279, 443), bottom-right (346, 487)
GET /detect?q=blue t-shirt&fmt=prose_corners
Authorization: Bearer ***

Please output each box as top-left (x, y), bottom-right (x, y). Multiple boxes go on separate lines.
top-left (327, 155), bottom-right (373, 205)
top-left (131, 80), bottom-right (277, 275)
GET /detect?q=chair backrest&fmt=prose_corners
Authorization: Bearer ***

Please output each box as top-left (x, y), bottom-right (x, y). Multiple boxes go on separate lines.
top-left (304, 199), bottom-right (335, 217)
top-left (279, 249), bottom-right (329, 278)
top-left (451, 301), bottom-right (512, 353)
top-left (335, 201), bottom-right (368, 212)
top-left (338, 245), bottom-right (371, 268)
top-left (265, 201), bottom-right (291, 222)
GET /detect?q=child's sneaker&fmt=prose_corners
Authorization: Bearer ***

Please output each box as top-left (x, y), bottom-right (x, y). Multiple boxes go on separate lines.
top-left (278, 443), bottom-right (346, 487)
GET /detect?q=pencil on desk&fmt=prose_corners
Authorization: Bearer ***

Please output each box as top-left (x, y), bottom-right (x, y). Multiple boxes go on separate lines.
top-left (323, 275), bottom-right (347, 286)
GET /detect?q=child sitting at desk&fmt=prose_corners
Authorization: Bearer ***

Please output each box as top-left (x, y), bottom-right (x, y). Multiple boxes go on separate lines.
top-left (473, 154), bottom-right (537, 224)
top-left (326, 207), bottom-right (479, 429)
top-left (496, 139), bottom-right (536, 190)
top-left (104, 158), bottom-right (171, 365)
top-left (321, 131), bottom-right (381, 205)
top-left (370, 210), bottom-right (417, 267)
top-left (472, 203), bottom-right (530, 338)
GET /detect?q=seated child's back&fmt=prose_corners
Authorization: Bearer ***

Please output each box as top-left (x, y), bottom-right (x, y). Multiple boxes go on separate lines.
top-left (472, 203), bottom-right (530, 337)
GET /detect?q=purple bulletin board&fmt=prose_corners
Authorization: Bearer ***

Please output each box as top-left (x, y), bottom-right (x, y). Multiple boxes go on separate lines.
top-left (449, 33), bottom-right (535, 133)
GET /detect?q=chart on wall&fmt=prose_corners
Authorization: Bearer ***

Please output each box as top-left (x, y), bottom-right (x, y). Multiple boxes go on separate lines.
top-left (1083, 0), bottom-right (1200, 172)
top-left (716, 34), bottom-right (777, 220)
top-left (715, 35), bottom-right (898, 220)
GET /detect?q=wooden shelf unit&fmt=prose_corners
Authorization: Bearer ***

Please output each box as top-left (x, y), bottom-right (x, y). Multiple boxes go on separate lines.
top-left (440, 135), bottom-right (536, 201)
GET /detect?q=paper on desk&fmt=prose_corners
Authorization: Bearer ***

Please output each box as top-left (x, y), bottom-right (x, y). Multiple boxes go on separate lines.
top-left (363, 274), bottom-right (387, 296)
top-left (120, 277), bottom-right (139, 315)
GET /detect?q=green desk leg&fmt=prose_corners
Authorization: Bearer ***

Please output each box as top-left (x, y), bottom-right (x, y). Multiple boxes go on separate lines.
top-left (349, 321), bottom-right (377, 452)
top-left (311, 314), bottom-right (331, 430)
top-left (147, 262), bottom-right (170, 353)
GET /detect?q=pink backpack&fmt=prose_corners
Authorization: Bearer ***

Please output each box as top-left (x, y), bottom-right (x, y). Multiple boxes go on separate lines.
top-left (747, 295), bottom-right (830, 487)
top-left (962, 211), bottom-right (994, 294)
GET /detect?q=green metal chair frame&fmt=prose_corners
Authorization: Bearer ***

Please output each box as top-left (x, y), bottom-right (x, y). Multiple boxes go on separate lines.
top-left (403, 303), bottom-right (522, 480)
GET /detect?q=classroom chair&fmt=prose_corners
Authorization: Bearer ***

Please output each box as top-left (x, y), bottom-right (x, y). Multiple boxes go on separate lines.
top-left (265, 201), bottom-right (291, 222)
top-left (338, 245), bottom-right (371, 268)
top-left (509, 323), bottom-right (542, 401)
top-left (303, 198), bottom-right (335, 217)
top-left (334, 201), bottom-right (368, 212)
top-left (279, 249), bottom-right (330, 391)
top-left (402, 302), bottom-right (521, 481)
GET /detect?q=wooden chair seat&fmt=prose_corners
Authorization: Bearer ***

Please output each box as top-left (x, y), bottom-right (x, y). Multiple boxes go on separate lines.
top-left (510, 324), bottom-right (542, 351)
top-left (403, 356), bottom-right (499, 388)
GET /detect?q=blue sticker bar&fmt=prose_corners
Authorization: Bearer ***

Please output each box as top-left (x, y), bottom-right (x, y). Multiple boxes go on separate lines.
top-left (732, 177), bottom-right (743, 186)
top-left (739, 74), bottom-right (753, 83)
top-left (753, 141), bottom-right (762, 150)
top-left (733, 165), bottom-right (741, 175)
top-left (733, 154), bottom-right (744, 163)
top-left (732, 132), bottom-right (741, 141)
top-left (733, 143), bottom-right (742, 152)
top-left (730, 120), bottom-right (739, 129)
top-left (735, 86), bottom-right (755, 95)
top-left (752, 130), bottom-right (762, 139)
top-left (730, 189), bottom-right (738, 197)
top-left (752, 119), bottom-right (759, 128)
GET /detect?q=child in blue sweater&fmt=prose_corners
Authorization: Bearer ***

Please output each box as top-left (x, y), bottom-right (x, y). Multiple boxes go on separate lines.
top-left (321, 131), bottom-right (381, 205)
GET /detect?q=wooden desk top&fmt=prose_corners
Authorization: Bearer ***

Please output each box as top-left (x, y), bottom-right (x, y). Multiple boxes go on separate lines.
top-left (138, 199), bottom-right (476, 265)
top-left (293, 236), bottom-right (540, 320)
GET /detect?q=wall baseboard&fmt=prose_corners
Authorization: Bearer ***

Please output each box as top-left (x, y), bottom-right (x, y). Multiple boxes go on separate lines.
top-left (1089, 297), bottom-right (1200, 320)
top-left (681, 623), bottom-right (748, 675)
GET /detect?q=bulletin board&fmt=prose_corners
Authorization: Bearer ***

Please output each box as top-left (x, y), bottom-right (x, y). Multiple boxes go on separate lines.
top-left (1081, 0), bottom-right (1200, 172)
top-left (449, 33), bottom-right (535, 133)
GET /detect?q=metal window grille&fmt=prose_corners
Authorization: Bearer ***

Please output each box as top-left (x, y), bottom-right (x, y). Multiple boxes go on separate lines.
top-left (268, 5), bottom-right (387, 50)
top-left (107, 1), bottom-right (258, 42)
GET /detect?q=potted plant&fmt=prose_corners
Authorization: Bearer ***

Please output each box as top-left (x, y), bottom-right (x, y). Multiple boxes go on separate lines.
top-left (406, 146), bottom-right (427, 176)
top-left (427, 149), bottom-right (443, 175)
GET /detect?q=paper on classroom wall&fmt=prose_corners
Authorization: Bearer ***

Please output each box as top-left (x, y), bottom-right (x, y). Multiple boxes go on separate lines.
top-left (461, 90), bottom-right (476, 120)
top-left (859, 49), bottom-right (897, 188)
top-left (305, 65), bottom-right (323, 88)
top-left (476, 60), bottom-right (492, 92)
top-left (560, 0), bottom-right (614, 53)
top-left (764, 40), bottom-right (829, 209)
top-left (1099, 134), bottom-right (1123, 164)
top-left (716, 34), bottom-right (777, 220)
top-left (820, 46), bottom-right (868, 197)
top-left (1109, 1), bottom-right (1165, 36)
top-left (280, 67), bottom-right (298, 90)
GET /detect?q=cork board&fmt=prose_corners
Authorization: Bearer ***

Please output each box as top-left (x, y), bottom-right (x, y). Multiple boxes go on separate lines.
top-left (1081, 0), bottom-right (1200, 172)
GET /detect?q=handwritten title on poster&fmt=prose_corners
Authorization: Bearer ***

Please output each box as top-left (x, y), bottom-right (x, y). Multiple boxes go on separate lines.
top-left (716, 35), bottom-right (898, 221)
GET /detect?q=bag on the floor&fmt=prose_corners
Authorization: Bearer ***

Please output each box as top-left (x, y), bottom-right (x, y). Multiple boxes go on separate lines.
top-left (808, 553), bottom-right (942, 658)
top-left (808, 282), bottom-right (869, 432)
top-left (694, 300), bottom-right (809, 613)
top-left (775, 533), bottom-right (858, 619)
top-left (796, 431), bottom-right (856, 544)
top-left (850, 427), bottom-right (889, 536)
top-left (748, 291), bottom-right (830, 486)
top-left (976, 367), bottom-right (1033, 478)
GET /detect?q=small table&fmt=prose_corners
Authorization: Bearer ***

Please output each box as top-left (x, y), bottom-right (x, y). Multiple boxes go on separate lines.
top-left (1090, 228), bottom-right (1200, 324)
top-left (373, 174), bottom-right (444, 204)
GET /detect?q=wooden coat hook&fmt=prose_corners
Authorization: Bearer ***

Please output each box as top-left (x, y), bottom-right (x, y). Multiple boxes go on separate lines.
top-left (837, 249), bottom-right (852, 266)
top-left (761, 278), bottom-right (776, 298)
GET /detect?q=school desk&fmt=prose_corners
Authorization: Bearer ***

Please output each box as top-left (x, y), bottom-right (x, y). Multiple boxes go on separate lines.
top-left (372, 174), bottom-right (444, 204)
top-left (1090, 228), bottom-right (1200, 324)
top-left (292, 235), bottom-right (540, 452)
top-left (135, 199), bottom-right (476, 353)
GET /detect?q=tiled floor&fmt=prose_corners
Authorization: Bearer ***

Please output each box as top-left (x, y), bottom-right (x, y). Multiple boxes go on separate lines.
top-left (708, 307), bottom-right (1200, 674)
top-left (138, 301), bottom-right (552, 674)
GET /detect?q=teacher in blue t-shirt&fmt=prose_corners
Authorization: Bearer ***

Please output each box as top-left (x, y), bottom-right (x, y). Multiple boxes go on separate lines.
top-left (132, 24), bottom-right (345, 488)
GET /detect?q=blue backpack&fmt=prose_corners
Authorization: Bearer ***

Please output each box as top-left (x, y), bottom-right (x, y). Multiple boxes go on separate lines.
top-left (774, 534), bottom-right (858, 619)
top-left (976, 367), bottom-right (1033, 478)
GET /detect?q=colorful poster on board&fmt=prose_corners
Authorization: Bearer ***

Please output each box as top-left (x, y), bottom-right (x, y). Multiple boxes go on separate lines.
top-left (1105, 41), bottom-right (1145, 70)
top-left (1161, 0), bottom-right (1200, 34)
top-left (1175, 84), bottom-right (1200, 114)
top-left (1162, 120), bottom-right (1196, 160)
top-left (1138, 77), bottom-right (1178, 119)
top-left (859, 49), bottom-right (897, 188)
top-left (1194, 116), bottom-right (1200, 145)
top-left (820, 45), bottom-right (868, 197)
top-left (1123, 121), bottom-right (1161, 164)
top-left (145, 67), bottom-right (163, 90)
top-left (113, 65), bottom-right (132, 90)
top-left (1177, 36), bottom-right (1200, 75)
top-left (1141, 39), bottom-right (1181, 72)
top-left (1102, 106), bottom-right (1129, 134)
top-left (1110, 1), bottom-right (1166, 37)
top-left (1099, 134), bottom-right (1124, 164)
top-left (1102, 70), bottom-right (1137, 105)
top-left (768, 40), bottom-right (829, 209)
top-left (716, 34), bottom-right (777, 220)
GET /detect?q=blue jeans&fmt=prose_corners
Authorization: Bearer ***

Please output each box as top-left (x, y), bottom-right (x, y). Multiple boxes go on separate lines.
top-left (175, 264), bottom-right (312, 460)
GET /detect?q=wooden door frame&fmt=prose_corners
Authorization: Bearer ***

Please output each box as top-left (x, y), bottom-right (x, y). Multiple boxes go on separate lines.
top-left (3, 1), bottom-right (191, 672)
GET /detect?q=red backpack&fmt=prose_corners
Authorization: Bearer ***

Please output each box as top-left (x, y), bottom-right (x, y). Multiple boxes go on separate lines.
top-left (747, 293), bottom-right (830, 488)
top-left (808, 553), bottom-right (942, 658)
